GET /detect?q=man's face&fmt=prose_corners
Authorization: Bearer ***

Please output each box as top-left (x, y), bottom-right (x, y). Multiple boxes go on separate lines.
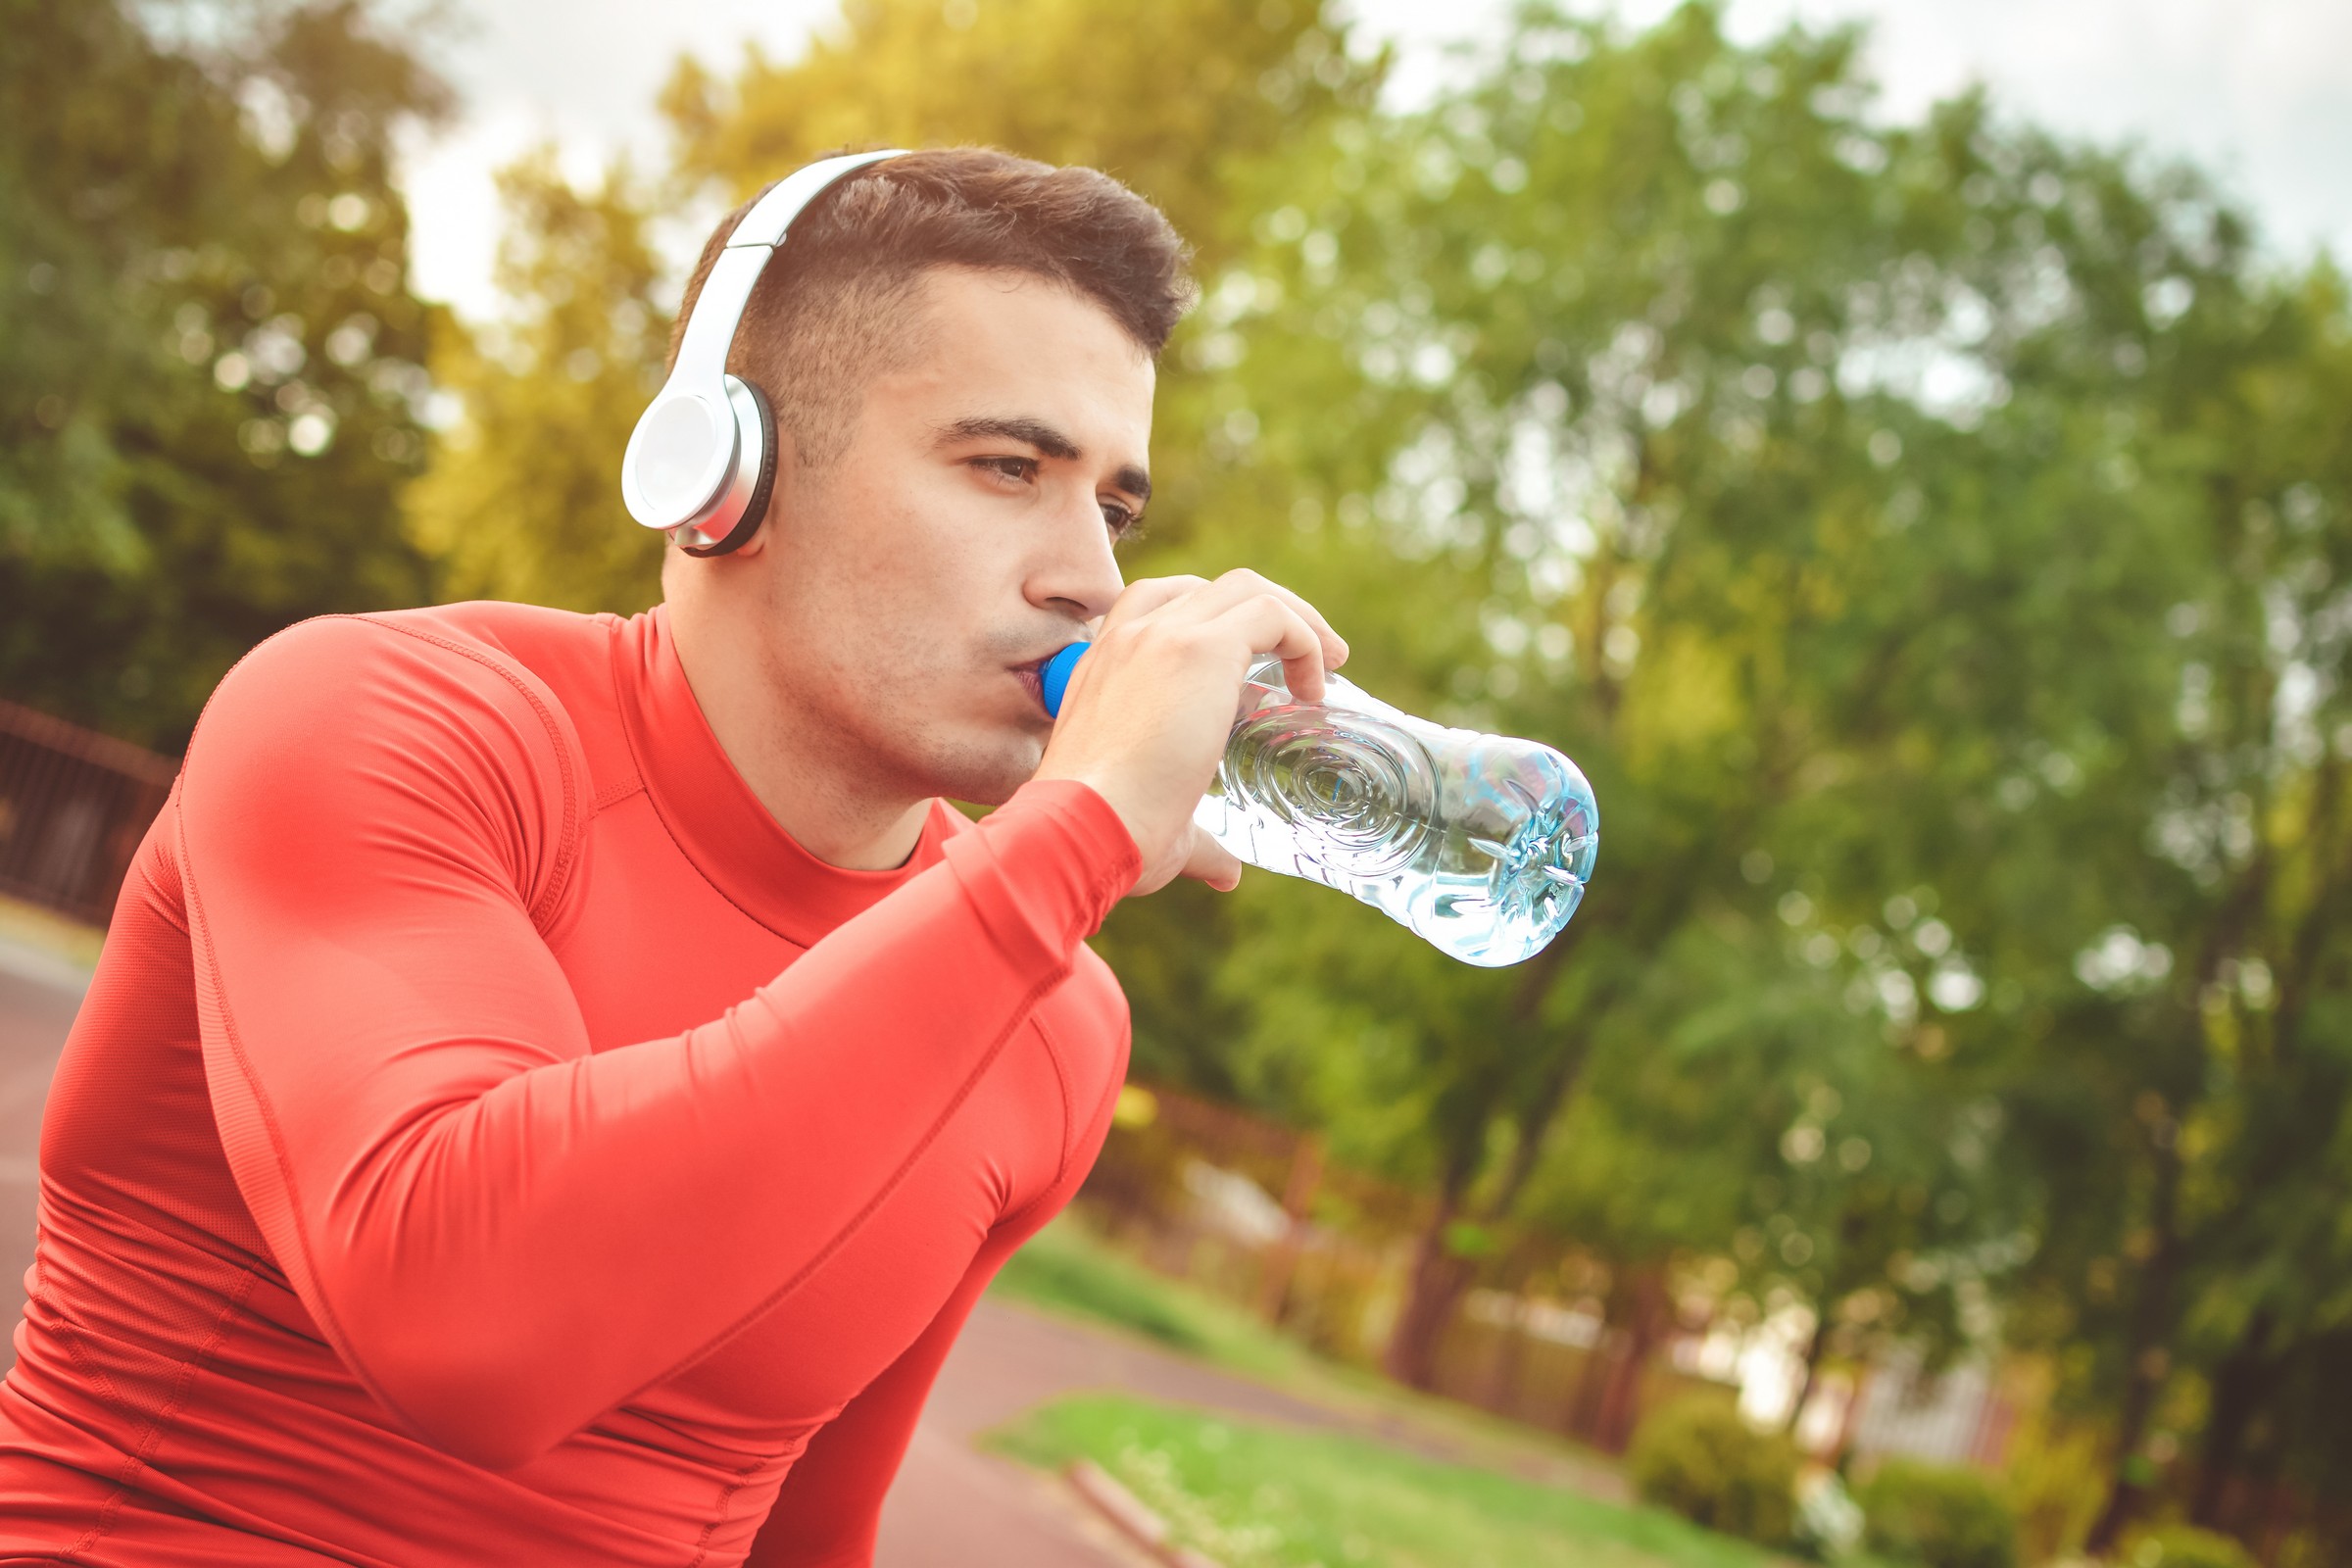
top-left (738, 267), bottom-right (1152, 808)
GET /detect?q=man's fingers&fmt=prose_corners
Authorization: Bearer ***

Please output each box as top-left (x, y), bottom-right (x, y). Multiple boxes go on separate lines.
top-left (1097, 574), bottom-right (1212, 637)
top-left (1037, 567), bottom-right (1347, 903)
top-left (1120, 570), bottom-right (1347, 672)
top-left (1208, 594), bottom-right (1328, 702)
top-left (1178, 825), bottom-right (1246, 892)
top-left (1191, 569), bottom-right (1348, 671)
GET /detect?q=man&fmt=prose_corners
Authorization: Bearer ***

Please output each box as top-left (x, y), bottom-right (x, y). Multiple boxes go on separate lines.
top-left (0, 149), bottom-right (1345, 1564)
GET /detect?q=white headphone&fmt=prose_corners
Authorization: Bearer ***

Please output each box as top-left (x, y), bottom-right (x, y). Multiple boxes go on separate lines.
top-left (620, 149), bottom-right (908, 556)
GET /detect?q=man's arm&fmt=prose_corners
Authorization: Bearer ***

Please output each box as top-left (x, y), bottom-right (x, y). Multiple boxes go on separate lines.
top-left (176, 615), bottom-right (1138, 1470)
top-left (740, 1224), bottom-right (1014, 1568)
top-left (744, 1045), bottom-right (1120, 1568)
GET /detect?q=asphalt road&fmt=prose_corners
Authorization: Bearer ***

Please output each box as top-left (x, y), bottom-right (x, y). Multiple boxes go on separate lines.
top-left (0, 940), bottom-right (86, 1348)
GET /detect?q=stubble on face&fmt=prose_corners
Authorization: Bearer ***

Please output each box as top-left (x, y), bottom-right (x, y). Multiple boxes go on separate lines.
top-left (739, 267), bottom-right (1152, 812)
top-left (748, 466), bottom-right (1039, 812)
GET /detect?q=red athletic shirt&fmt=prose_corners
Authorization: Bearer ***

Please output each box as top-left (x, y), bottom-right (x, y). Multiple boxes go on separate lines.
top-left (0, 602), bottom-right (1138, 1566)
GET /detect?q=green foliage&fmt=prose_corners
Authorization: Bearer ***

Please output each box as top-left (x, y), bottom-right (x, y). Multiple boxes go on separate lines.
top-left (662, 0), bottom-right (1382, 270)
top-left (1999, 1409), bottom-right (2106, 1563)
top-left (2122, 1525), bottom-right (2259, 1568)
top-left (1627, 1397), bottom-right (1798, 1547)
top-left (992, 1391), bottom-right (1789, 1568)
top-left (1155, 0), bottom-right (2352, 1525)
top-left (0, 0), bottom-right (447, 746)
top-left (404, 151), bottom-right (670, 612)
top-left (1856, 1460), bottom-right (2016, 1568)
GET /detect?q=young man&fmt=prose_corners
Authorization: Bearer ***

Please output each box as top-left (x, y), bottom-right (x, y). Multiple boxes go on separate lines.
top-left (0, 150), bottom-right (1345, 1564)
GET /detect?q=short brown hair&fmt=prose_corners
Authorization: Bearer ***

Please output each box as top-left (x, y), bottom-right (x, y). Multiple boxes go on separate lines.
top-left (666, 147), bottom-right (1195, 468)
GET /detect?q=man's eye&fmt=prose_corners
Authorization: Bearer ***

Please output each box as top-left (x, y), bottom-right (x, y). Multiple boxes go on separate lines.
top-left (1102, 502), bottom-right (1142, 538)
top-left (974, 456), bottom-right (1037, 484)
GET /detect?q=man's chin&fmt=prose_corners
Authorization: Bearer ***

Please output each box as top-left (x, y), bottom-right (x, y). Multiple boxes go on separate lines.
top-left (916, 735), bottom-right (1047, 811)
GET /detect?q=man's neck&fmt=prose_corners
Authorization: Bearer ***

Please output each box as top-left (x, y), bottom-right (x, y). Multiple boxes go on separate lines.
top-left (665, 601), bottom-right (932, 873)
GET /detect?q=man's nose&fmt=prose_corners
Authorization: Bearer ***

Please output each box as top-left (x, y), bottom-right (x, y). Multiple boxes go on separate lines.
top-left (1028, 497), bottom-right (1125, 622)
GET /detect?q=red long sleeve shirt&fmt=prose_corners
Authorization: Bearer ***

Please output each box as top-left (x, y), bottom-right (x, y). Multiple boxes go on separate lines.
top-left (0, 602), bottom-right (1138, 1566)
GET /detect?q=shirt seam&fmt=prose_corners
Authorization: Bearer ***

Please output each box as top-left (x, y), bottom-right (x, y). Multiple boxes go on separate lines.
top-left (1027, 1011), bottom-right (1079, 1204)
top-left (682, 1452), bottom-right (775, 1568)
top-left (178, 805), bottom-right (426, 1447)
top-left (590, 776), bottom-right (647, 816)
top-left (351, 614), bottom-right (585, 929)
top-left (662, 963), bottom-right (1071, 1387)
top-left (58, 1267), bottom-right (259, 1564)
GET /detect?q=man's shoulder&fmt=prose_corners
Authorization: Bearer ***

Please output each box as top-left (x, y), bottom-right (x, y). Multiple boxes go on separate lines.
top-left (198, 605), bottom-right (618, 796)
top-left (220, 603), bottom-right (620, 736)
top-left (353, 601), bottom-right (617, 681)
top-left (176, 606), bottom-right (611, 941)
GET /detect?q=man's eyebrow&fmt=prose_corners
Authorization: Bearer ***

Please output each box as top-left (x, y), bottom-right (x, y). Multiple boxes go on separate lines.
top-left (937, 415), bottom-right (1152, 502)
top-left (937, 415), bottom-right (1080, 462)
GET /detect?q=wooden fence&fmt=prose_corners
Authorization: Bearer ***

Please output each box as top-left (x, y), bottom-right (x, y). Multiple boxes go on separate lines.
top-left (0, 699), bottom-right (176, 926)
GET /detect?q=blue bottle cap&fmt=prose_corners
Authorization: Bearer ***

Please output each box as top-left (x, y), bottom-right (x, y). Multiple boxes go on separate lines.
top-left (1040, 641), bottom-right (1089, 718)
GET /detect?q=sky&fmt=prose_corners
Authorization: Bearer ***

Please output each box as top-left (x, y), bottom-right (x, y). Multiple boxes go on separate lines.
top-left (399, 0), bottom-right (2352, 323)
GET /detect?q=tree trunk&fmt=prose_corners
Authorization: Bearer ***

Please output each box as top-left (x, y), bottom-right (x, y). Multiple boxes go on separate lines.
top-left (1253, 1132), bottom-right (1323, 1325)
top-left (2085, 1144), bottom-right (2182, 1555)
top-left (1592, 1264), bottom-right (1671, 1453)
top-left (1383, 1143), bottom-right (1481, 1390)
top-left (1784, 1302), bottom-right (1834, 1438)
top-left (2192, 1310), bottom-right (2277, 1530)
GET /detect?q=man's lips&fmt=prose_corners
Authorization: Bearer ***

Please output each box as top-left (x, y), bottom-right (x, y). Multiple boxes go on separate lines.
top-left (1010, 637), bottom-right (1086, 716)
top-left (1010, 658), bottom-right (1050, 712)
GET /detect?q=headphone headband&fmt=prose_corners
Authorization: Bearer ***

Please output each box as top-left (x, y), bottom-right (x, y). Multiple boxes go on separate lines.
top-left (620, 149), bottom-right (907, 552)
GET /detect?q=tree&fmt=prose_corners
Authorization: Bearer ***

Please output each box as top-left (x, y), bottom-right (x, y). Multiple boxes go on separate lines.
top-left (1170, 15), bottom-right (2350, 1529)
top-left (1172, 0), bottom-right (2029, 1395)
top-left (660, 0), bottom-right (1380, 276)
top-left (404, 152), bottom-right (673, 613)
top-left (0, 0), bottom-right (449, 747)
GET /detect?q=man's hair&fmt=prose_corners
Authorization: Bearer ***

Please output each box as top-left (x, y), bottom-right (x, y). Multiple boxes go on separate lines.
top-left (665, 147), bottom-right (1196, 470)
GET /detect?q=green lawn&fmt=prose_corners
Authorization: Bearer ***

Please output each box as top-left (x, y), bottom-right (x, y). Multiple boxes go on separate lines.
top-left (990, 1392), bottom-right (1789, 1568)
top-left (989, 1212), bottom-right (1314, 1383)
top-left (0, 894), bottom-right (103, 969)
top-left (988, 1213), bottom-right (1633, 1498)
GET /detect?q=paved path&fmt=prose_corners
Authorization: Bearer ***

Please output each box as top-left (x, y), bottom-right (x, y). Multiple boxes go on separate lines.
top-left (0, 940), bottom-right (87, 1339)
top-left (880, 1297), bottom-right (1420, 1566)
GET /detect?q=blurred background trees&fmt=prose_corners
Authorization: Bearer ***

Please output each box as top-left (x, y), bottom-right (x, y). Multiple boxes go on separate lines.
top-left (0, 0), bottom-right (447, 748)
top-left (5, 0), bottom-right (2348, 1554)
top-left (402, 150), bottom-right (674, 612)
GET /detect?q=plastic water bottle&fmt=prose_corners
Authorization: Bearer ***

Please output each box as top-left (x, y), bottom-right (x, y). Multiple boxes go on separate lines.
top-left (1041, 644), bottom-right (1598, 966)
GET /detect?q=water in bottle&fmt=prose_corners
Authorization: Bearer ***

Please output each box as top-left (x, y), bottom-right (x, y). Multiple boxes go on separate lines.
top-left (1040, 645), bottom-right (1598, 966)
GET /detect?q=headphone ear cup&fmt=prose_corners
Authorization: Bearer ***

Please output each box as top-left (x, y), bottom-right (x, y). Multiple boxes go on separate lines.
top-left (677, 378), bottom-right (781, 558)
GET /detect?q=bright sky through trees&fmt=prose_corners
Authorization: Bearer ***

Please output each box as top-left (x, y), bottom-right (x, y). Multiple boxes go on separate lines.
top-left (398, 0), bottom-right (2352, 322)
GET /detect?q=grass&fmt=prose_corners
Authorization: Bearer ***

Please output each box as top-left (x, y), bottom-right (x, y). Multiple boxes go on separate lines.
top-left (989, 1212), bottom-right (1316, 1385)
top-left (988, 1213), bottom-right (1636, 1500)
top-left (989, 1392), bottom-right (1790, 1568)
top-left (0, 894), bottom-right (103, 970)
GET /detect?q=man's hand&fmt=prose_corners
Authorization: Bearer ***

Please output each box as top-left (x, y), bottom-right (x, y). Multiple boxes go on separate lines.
top-left (1033, 569), bottom-right (1348, 896)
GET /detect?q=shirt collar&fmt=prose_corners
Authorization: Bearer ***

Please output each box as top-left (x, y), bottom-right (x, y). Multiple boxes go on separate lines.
top-left (610, 604), bottom-right (952, 949)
